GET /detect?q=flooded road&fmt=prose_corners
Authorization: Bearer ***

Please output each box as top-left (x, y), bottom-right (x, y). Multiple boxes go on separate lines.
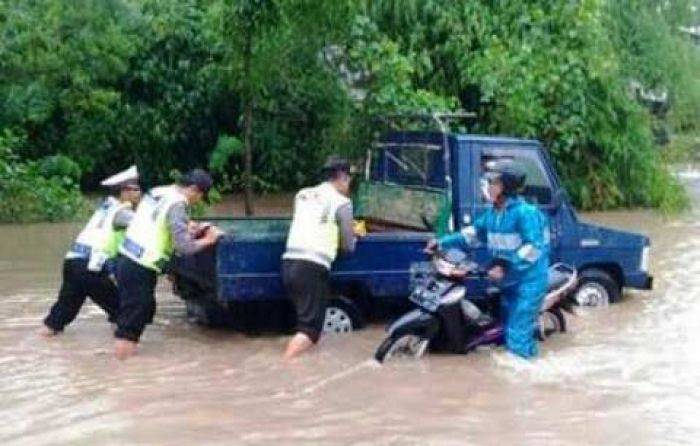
top-left (2, 186), bottom-right (700, 446)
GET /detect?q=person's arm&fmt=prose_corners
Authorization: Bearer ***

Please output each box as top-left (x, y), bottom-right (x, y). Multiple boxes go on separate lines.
top-left (167, 203), bottom-right (219, 256)
top-left (112, 208), bottom-right (134, 229)
top-left (437, 211), bottom-right (488, 251)
top-left (336, 202), bottom-right (356, 254)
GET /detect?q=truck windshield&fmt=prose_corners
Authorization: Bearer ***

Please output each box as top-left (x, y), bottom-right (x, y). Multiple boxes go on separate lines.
top-left (358, 143), bottom-right (450, 233)
top-left (371, 144), bottom-right (445, 188)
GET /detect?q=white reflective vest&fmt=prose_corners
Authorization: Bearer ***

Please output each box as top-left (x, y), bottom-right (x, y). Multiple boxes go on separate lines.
top-left (66, 196), bottom-right (130, 260)
top-left (119, 186), bottom-right (187, 273)
top-left (283, 182), bottom-right (350, 269)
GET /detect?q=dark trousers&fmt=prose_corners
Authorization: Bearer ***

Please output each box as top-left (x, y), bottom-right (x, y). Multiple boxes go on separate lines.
top-left (44, 258), bottom-right (120, 331)
top-left (282, 259), bottom-right (330, 343)
top-left (114, 256), bottom-right (158, 342)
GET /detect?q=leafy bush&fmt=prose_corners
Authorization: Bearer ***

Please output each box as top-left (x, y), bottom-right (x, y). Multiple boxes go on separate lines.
top-left (1, 0), bottom-right (699, 213)
top-left (0, 131), bottom-right (90, 223)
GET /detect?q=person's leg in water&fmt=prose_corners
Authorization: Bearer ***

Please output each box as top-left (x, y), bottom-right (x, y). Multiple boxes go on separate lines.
top-left (283, 332), bottom-right (316, 360)
top-left (282, 260), bottom-right (328, 360)
top-left (503, 279), bottom-right (547, 359)
top-left (114, 256), bottom-right (157, 360)
top-left (42, 260), bottom-right (87, 336)
top-left (500, 290), bottom-right (512, 333)
top-left (84, 270), bottom-right (120, 324)
top-left (41, 259), bottom-right (118, 336)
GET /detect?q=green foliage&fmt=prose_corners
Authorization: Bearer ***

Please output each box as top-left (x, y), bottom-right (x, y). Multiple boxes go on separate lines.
top-left (0, 130), bottom-right (90, 223)
top-left (37, 155), bottom-right (82, 184)
top-left (1, 0), bottom-right (699, 214)
top-left (208, 134), bottom-right (243, 193)
top-left (361, 0), bottom-right (696, 211)
top-left (209, 135), bottom-right (243, 174)
top-left (345, 15), bottom-right (457, 115)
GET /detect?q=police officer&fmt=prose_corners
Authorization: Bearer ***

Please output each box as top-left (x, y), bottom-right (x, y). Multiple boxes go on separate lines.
top-left (114, 169), bottom-right (223, 360)
top-left (281, 156), bottom-right (357, 359)
top-left (427, 159), bottom-right (549, 359)
top-left (40, 166), bottom-right (141, 337)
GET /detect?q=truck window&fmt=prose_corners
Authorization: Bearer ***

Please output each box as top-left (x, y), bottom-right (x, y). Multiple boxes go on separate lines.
top-left (371, 144), bottom-right (446, 188)
top-left (479, 148), bottom-right (553, 206)
top-left (360, 143), bottom-right (450, 233)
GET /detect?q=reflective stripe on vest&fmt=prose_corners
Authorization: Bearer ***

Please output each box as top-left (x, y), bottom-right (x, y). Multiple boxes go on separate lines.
top-left (119, 186), bottom-right (186, 273)
top-left (283, 182), bottom-right (350, 269)
top-left (66, 197), bottom-right (130, 259)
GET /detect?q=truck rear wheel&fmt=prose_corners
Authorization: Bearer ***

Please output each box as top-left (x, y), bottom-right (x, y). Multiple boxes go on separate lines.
top-left (323, 296), bottom-right (365, 334)
top-left (185, 300), bottom-right (226, 326)
top-left (573, 268), bottom-right (621, 306)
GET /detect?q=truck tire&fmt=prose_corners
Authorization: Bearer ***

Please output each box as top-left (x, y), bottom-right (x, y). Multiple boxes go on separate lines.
top-left (185, 300), bottom-right (230, 327)
top-left (185, 300), bottom-right (213, 326)
top-left (573, 268), bottom-right (621, 306)
top-left (375, 333), bottom-right (430, 363)
top-left (323, 296), bottom-right (365, 334)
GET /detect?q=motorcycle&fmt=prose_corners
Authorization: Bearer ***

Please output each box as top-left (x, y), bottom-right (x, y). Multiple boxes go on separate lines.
top-left (374, 249), bottom-right (577, 363)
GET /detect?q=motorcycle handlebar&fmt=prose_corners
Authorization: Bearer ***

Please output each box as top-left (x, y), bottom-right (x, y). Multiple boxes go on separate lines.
top-left (420, 248), bottom-right (488, 279)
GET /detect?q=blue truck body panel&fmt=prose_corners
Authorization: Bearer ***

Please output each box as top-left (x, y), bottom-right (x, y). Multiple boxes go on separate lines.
top-left (207, 132), bottom-right (652, 305)
top-left (218, 228), bottom-right (432, 303)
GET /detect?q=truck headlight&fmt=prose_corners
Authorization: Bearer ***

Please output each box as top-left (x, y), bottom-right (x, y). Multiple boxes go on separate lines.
top-left (640, 246), bottom-right (650, 273)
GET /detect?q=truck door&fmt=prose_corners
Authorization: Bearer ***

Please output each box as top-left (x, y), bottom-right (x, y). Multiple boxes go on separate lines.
top-left (472, 145), bottom-right (562, 257)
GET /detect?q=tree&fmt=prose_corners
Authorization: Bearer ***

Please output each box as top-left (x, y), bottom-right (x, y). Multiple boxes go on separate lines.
top-left (214, 0), bottom-right (282, 215)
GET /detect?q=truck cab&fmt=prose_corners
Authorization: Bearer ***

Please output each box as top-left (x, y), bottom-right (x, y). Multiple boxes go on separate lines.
top-left (372, 131), bottom-right (652, 305)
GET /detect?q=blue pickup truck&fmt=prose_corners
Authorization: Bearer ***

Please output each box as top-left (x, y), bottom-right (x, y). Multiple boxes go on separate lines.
top-left (173, 130), bottom-right (653, 331)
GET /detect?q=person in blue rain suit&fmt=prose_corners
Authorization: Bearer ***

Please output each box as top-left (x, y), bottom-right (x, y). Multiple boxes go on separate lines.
top-left (426, 159), bottom-right (549, 358)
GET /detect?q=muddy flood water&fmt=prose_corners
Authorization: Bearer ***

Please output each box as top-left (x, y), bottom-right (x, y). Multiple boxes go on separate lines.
top-left (2, 182), bottom-right (700, 446)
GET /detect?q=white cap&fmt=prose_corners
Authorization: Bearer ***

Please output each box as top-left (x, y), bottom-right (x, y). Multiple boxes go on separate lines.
top-left (100, 165), bottom-right (139, 187)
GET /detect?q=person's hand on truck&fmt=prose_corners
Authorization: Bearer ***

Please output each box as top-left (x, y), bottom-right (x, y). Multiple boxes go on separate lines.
top-left (189, 221), bottom-right (224, 245)
top-left (188, 221), bottom-right (212, 238)
top-left (202, 225), bottom-right (224, 244)
top-left (424, 238), bottom-right (438, 254)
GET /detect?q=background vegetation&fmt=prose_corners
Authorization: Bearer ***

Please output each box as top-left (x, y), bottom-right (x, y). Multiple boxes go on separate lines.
top-left (1, 0), bottom-right (699, 221)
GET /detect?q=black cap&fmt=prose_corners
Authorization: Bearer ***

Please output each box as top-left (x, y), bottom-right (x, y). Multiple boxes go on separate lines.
top-left (321, 156), bottom-right (351, 179)
top-left (181, 169), bottom-right (213, 198)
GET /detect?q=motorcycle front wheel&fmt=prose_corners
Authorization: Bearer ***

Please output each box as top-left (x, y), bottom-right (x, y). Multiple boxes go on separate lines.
top-left (536, 308), bottom-right (567, 341)
top-left (374, 333), bottom-right (430, 363)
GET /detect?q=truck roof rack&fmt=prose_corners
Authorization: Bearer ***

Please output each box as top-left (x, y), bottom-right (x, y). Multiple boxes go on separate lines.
top-left (372, 111), bottom-right (477, 134)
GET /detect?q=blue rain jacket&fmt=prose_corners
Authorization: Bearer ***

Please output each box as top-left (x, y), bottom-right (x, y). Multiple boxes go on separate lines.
top-left (439, 197), bottom-right (549, 286)
top-left (439, 196), bottom-right (550, 358)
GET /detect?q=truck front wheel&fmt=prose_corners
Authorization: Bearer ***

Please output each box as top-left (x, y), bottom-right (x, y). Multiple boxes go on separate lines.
top-left (573, 269), bottom-right (621, 306)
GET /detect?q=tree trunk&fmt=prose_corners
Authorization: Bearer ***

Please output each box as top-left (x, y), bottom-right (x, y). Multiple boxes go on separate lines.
top-left (243, 98), bottom-right (254, 216)
top-left (242, 29), bottom-right (254, 216)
